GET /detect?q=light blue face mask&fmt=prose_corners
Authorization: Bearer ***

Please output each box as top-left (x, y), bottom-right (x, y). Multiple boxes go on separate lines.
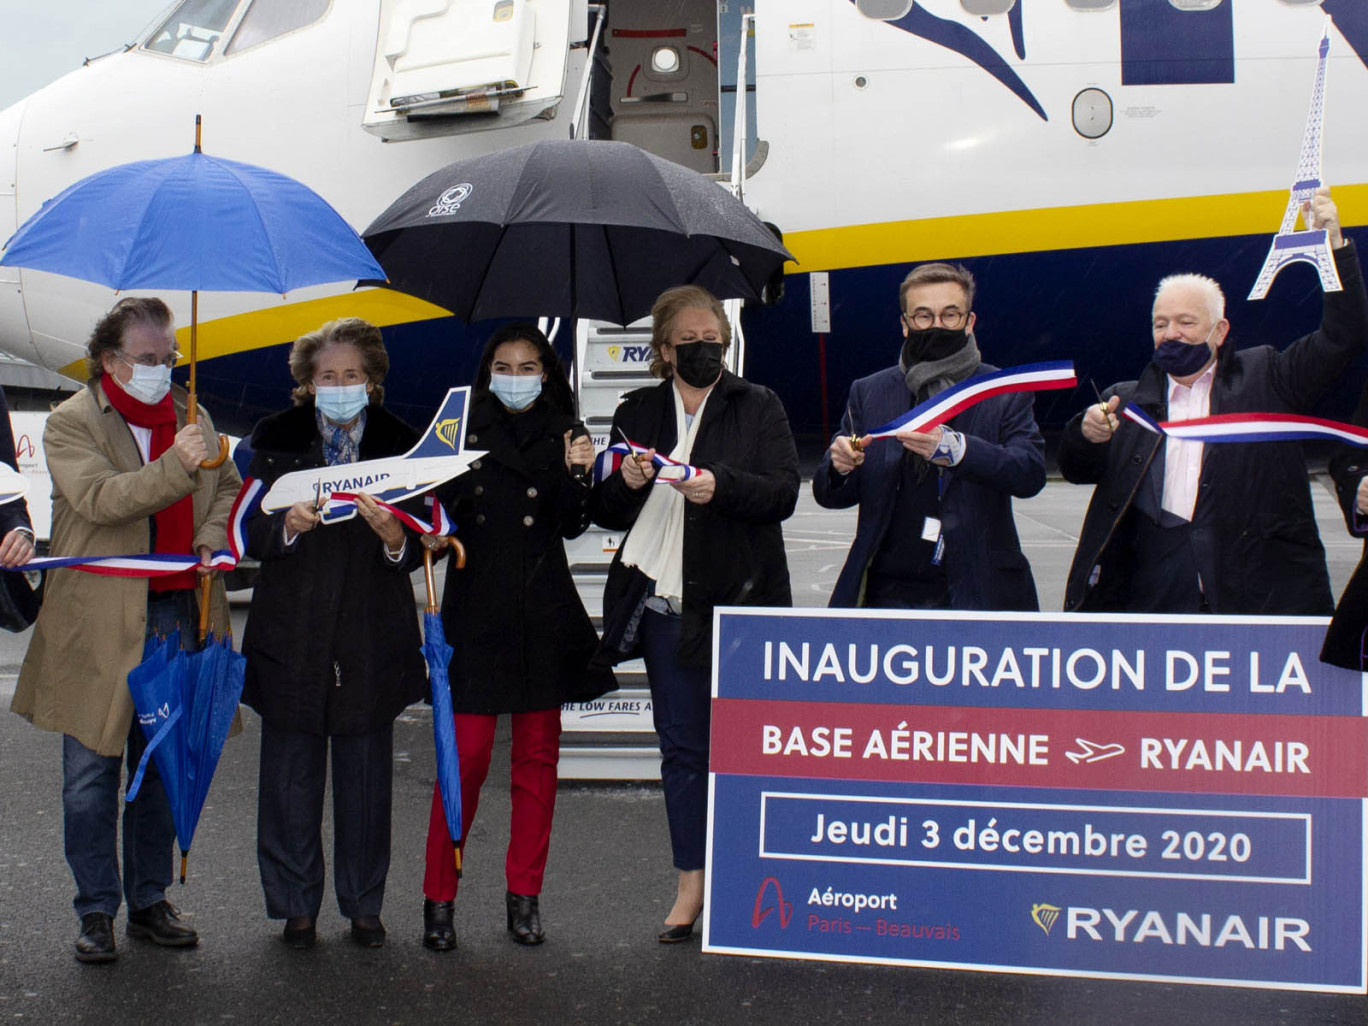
top-left (490, 373), bottom-right (543, 411)
top-left (314, 383), bottom-right (370, 423)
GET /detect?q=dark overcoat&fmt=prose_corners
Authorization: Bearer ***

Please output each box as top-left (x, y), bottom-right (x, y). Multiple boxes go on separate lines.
top-left (240, 401), bottom-right (428, 735)
top-left (1321, 380), bottom-right (1368, 670)
top-left (812, 361), bottom-right (1045, 610)
top-left (591, 372), bottom-right (799, 669)
top-left (1060, 240), bottom-right (1368, 615)
top-left (435, 394), bottom-right (615, 714)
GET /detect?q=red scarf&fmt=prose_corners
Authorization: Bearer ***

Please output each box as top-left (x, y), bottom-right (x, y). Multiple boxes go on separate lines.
top-left (102, 373), bottom-right (196, 592)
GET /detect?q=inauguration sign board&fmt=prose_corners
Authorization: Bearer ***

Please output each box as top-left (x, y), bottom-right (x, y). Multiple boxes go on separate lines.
top-left (702, 610), bottom-right (1368, 993)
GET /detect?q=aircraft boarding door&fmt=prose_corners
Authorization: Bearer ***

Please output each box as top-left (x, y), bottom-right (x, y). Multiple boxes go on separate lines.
top-left (560, 303), bottom-right (743, 780)
top-left (603, 0), bottom-right (720, 173)
top-left (363, 0), bottom-right (583, 140)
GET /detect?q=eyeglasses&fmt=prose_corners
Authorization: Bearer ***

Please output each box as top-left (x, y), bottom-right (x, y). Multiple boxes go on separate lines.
top-left (903, 307), bottom-right (968, 331)
top-left (117, 349), bottom-right (182, 370)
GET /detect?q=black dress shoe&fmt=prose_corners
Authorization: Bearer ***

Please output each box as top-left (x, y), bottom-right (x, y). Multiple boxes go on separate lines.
top-left (505, 892), bottom-right (544, 945)
top-left (350, 915), bottom-right (386, 948)
top-left (283, 915), bottom-right (317, 950)
top-left (657, 917), bottom-right (697, 944)
top-left (75, 912), bottom-right (116, 963)
top-left (127, 900), bottom-right (198, 947)
top-left (423, 899), bottom-right (456, 951)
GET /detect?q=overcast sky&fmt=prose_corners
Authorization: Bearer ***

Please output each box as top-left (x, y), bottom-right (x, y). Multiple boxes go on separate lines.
top-left (0, 1), bottom-right (173, 111)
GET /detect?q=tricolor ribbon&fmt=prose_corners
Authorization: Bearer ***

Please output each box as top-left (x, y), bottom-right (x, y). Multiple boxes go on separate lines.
top-left (11, 479), bottom-right (456, 579)
top-left (1120, 407), bottom-right (1368, 447)
top-left (863, 361), bottom-right (1078, 440)
top-left (594, 436), bottom-right (700, 484)
top-left (329, 492), bottom-right (454, 535)
top-left (20, 551), bottom-right (238, 576)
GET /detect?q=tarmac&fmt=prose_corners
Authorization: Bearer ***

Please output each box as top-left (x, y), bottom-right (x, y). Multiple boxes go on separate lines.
top-left (1, 479), bottom-right (1365, 1026)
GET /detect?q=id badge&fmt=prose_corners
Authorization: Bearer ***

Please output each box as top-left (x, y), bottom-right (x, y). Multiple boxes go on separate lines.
top-left (921, 516), bottom-right (942, 543)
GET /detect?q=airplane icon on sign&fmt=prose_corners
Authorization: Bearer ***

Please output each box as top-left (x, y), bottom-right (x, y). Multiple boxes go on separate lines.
top-left (1065, 738), bottom-right (1126, 765)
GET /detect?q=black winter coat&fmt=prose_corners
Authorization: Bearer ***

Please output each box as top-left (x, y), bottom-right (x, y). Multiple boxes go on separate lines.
top-left (1321, 380), bottom-right (1368, 670)
top-left (1060, 240), bottom-right (1368, 615)
top-left (240, 402), bottom-right (428, 735)
top-left (591, 372), bottom-right (799, 669)
top-left (435, 394), bottom-right (615, 714)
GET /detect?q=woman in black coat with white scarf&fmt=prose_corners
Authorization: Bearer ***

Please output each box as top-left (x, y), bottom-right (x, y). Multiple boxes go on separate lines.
top-left (590, 285), bottom-right (799, 943)
top-left (420, 323), bottom-right (615, 951)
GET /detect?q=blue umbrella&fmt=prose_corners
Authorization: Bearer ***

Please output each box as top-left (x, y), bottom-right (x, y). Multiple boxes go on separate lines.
top-left (126, 629), bottom-right (246, 884)
top-left (1, 121), bottom-right (384, 292)
top-left (0, 116), bottom-right (385, 474)
top-left (423, 541), bottom-right (465, 876)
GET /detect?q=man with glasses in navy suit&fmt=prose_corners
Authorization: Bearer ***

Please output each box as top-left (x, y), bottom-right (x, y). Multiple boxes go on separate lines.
top-left (815, 262), bottom-right (1046, 611)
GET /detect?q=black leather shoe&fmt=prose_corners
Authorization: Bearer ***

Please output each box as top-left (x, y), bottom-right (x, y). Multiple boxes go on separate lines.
top-left (350, 915), bottom-right (386, 948)
top-left (127, 900), bottom-right (198, 947)
top-left (283, 915), bottom-right (316, 950)
top-left (75, 912), bottom-right (116, 963)
top-left (423, 899), bottom-right (456, 951)
top-left (506, 891), bottom-right (544, 945)
top-left (657, 917), bottom-right (697, 944)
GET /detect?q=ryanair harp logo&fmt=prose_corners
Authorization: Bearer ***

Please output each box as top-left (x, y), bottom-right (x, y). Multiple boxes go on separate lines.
top-left (1032, 903), bottom-right (1062, 936)
top-left (435, 417), bottom-right (462, 451)
top-left (607, 345), bottom-right (621, 361)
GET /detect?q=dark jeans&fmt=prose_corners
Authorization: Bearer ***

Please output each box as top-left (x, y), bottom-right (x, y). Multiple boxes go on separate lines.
top-left (62, 590), bottom-right (197, 919)
top-left (640, 608), bottom-right (711, 872)
top-left (256, 720), bottom-right (394, 921)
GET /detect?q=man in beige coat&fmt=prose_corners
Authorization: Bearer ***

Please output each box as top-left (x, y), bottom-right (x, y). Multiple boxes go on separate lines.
top-left (11, 297), bottom-right (240, 962)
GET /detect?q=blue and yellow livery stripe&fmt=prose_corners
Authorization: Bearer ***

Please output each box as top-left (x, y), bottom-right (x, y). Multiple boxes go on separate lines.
top-left (783, 184), bottom-right (1368, 273)
top-left (58, 288), bottom-right (451, 380)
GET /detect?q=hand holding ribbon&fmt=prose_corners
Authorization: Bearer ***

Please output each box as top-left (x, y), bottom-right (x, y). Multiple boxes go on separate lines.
top-left (861, 361), bottom-right (1078, 444)
top-left (594, 431), bottom-right (701, 487)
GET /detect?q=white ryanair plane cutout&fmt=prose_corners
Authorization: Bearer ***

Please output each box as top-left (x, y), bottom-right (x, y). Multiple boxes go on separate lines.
top-left (259, 386), bottom-right (483, 525)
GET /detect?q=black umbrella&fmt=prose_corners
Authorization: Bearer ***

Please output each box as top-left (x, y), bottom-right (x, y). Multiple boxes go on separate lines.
top-left (362, 139), bottom-right (793, 325)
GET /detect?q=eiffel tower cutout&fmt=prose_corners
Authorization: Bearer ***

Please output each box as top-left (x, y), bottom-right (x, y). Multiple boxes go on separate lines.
top-left (1248, 20), bottom-right (1342, 301)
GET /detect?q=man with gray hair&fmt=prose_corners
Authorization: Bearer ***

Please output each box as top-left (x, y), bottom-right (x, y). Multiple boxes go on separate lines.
top-left (1061, 187), bottom-right (1368, 614)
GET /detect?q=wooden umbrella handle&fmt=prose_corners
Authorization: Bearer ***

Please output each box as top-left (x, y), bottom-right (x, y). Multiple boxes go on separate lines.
top-left (423, 537), bottom-right (467, 614)
top-left (198, 572), bottom-right (212, 644)
top-left (447, 536), bottom-right (466, 569)
top-left (200, 435), bottom-right (230, 469)
top-left (423, 545), bottom-right (439, 614)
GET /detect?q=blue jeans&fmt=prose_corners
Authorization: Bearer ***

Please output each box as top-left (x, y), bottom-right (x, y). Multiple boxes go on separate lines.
top-left (640, 608), bottom-right (712, 871)
top-left (62, 591), bottom-right (196, 919)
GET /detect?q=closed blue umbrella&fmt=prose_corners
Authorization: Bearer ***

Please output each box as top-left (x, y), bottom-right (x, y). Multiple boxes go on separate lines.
top-left (423, 540), bottom-right (465, 876)
top-left (126, 629), bottom-right (246, 884)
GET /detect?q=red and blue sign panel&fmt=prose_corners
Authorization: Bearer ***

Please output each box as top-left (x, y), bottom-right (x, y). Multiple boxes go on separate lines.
top-left (702, 609), bottom-right (1368, 993)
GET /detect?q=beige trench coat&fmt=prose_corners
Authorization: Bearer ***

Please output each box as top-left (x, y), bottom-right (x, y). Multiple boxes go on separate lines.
top-left (10, 379), bottom-right (241, 756)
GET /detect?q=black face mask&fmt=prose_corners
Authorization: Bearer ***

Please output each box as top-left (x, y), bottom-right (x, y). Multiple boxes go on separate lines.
top-left (672, 341), bottom-right (725, 388)
top-left (1151, 337), bottom-right (1215, 378)
top-left (901, 326), bottom-right (968, 366)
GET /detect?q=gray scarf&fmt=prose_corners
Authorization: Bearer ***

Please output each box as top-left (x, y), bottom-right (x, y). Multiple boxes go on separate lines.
top-left (900, 333), bottom-right (981, 401)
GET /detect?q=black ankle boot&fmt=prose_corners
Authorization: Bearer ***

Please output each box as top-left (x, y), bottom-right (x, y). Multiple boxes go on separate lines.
top-left (423, 899), bottom-right (456, 951)
top-left (505, 891), bottom-right (544, 945)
